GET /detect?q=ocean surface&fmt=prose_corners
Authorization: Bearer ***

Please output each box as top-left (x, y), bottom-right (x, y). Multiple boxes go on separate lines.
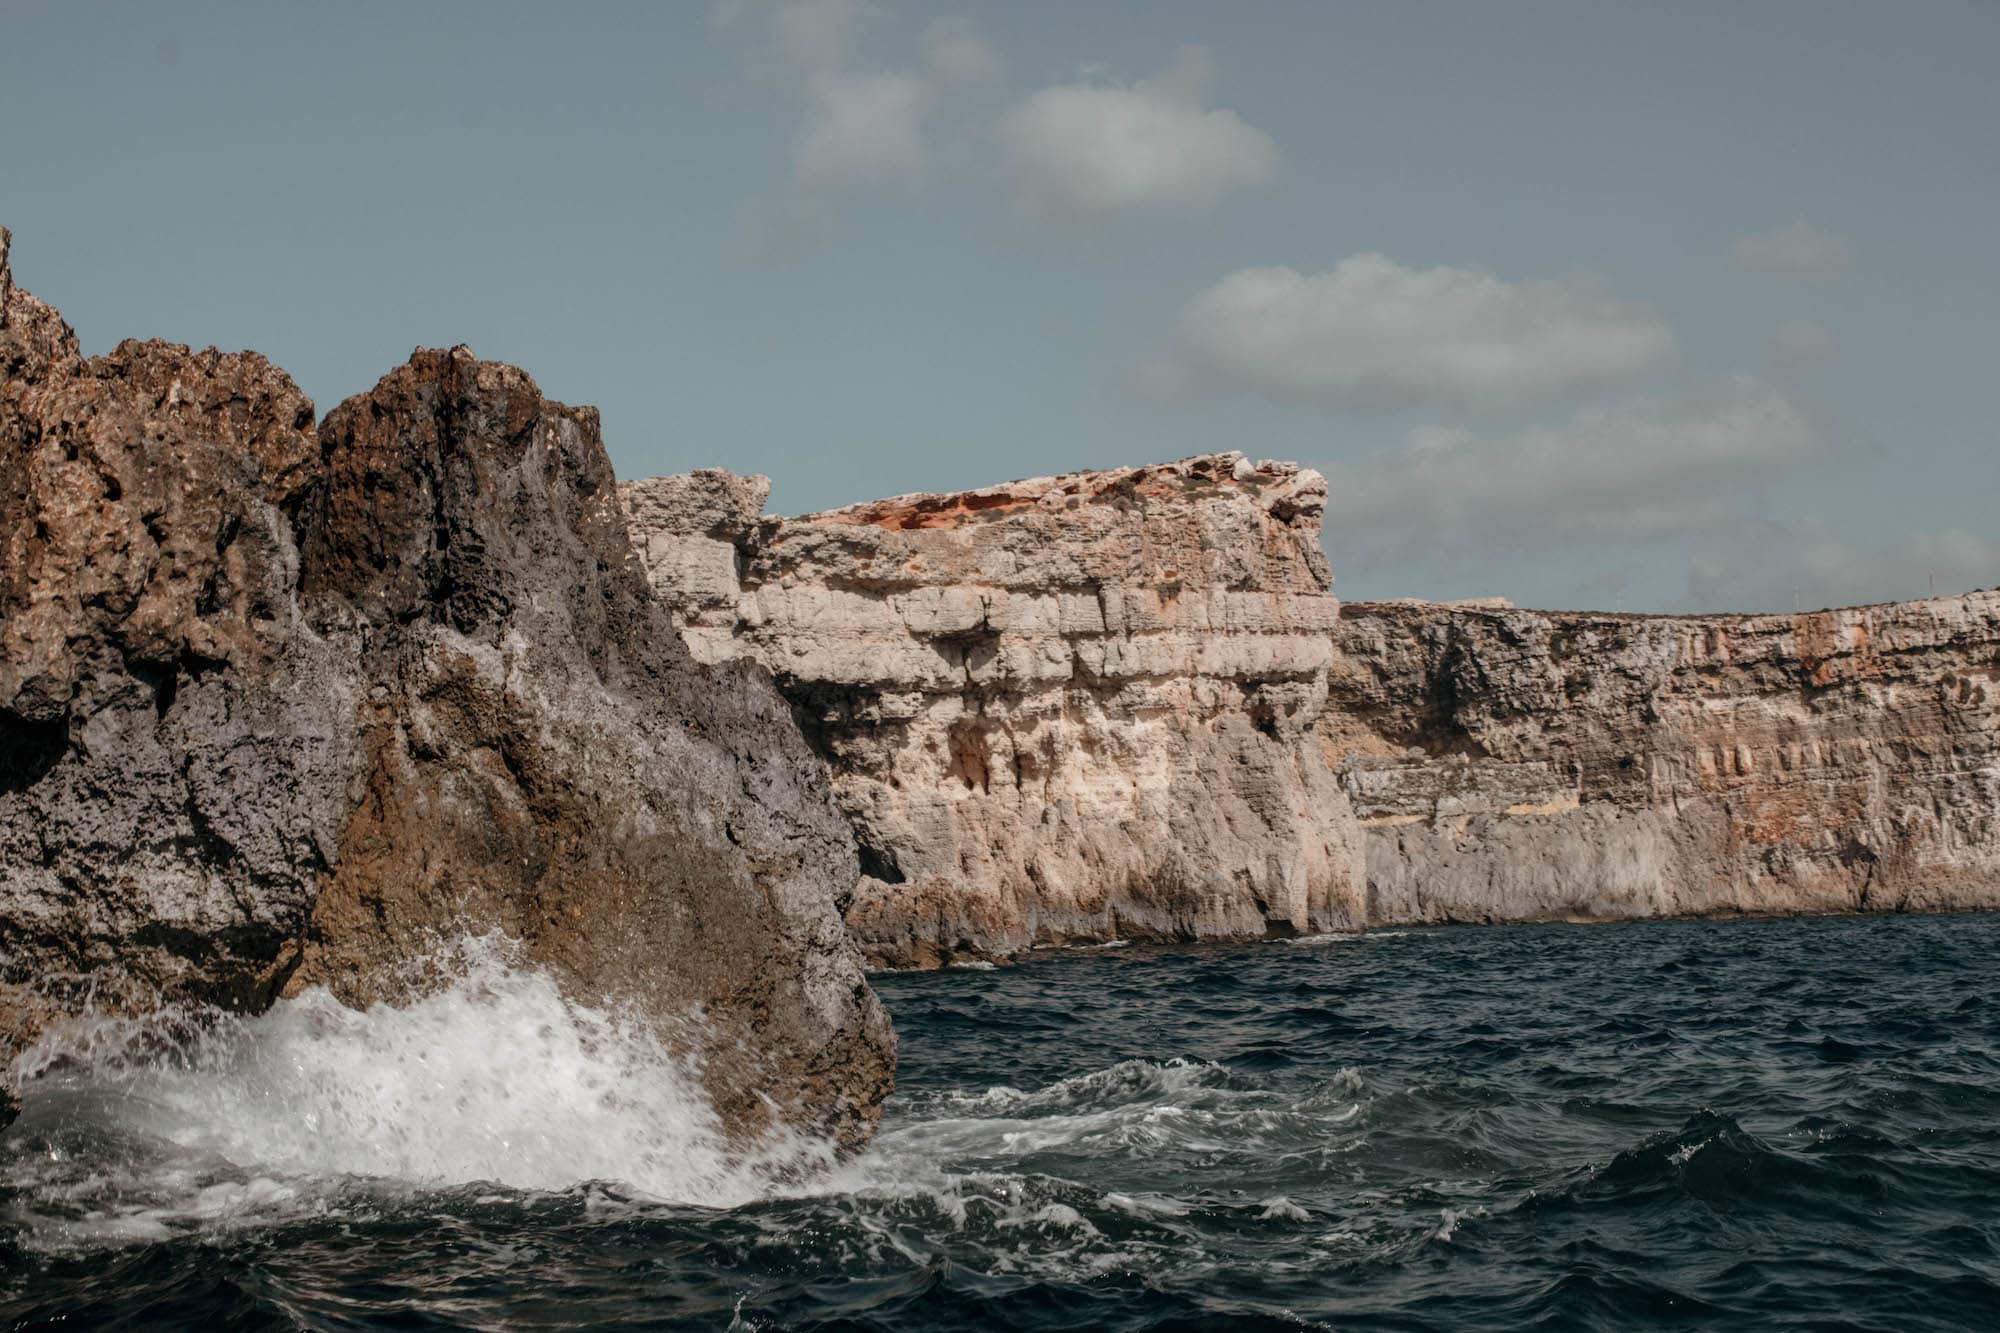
top-left (5, 914), bottom-right (1999, 1330)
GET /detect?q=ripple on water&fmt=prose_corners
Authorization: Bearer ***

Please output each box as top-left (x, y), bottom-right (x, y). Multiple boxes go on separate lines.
top-left (5, 914), bottom-right (2000, 1329)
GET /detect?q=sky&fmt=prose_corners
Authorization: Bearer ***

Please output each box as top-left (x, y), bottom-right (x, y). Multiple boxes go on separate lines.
top-left (2, 0), bottom-right (1995, 612)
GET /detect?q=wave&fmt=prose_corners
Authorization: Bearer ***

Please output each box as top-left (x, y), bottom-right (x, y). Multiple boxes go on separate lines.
top-left (3, 934), bottom-right (831, 1247)
top-left (1508, 1108), bottom-right (1961, 1228)
top-left (14, 913), bottom-right (2000, 1330)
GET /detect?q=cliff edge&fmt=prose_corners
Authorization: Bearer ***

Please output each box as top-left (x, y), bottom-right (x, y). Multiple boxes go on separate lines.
top-left (623, 455), bottom-right (1366, 966)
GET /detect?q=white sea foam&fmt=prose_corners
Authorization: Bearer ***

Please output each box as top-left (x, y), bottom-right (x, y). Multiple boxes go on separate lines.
top-left (5, 949), bottom-right (1382, 1278)
top-left (1433, 1205), bottom-right (1485, 1242)
top-left (4, 933), bottom-right (827, 1245)
top-left (919, 1057), bottom-right (1233, 1116)
top-left (1285, 928), bottom-right (1415, 946)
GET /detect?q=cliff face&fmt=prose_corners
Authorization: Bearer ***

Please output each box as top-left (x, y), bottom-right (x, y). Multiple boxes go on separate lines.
top-left (622, 454), bottom-right (1366, 966)
top-left (626, 447), bottom-right (2000, 963)
top-left (1330, 597), bottom-right (2000, 922)
top-left (0, 231), bottom-right (892, 1142)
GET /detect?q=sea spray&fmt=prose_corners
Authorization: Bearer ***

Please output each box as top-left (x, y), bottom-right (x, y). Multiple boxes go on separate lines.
top-left (4, 933), bottom-right (834, 1236)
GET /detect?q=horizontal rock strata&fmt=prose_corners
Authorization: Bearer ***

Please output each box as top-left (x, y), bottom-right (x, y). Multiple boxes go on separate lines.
top-left (1330, 596), bottom-right (2000, 923)
top-left (0, 229), bottom-right (892, 1141)
top-left (628, 451), bottom-right (2000, 964)
top-left (622, 455), bottom-right (1366, 966)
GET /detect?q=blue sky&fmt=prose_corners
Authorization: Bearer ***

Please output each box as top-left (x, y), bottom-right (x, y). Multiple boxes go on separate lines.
top-left (3, 1), bottom-right (1994, 610)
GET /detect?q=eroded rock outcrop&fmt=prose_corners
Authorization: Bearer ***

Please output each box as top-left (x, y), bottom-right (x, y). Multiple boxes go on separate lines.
top-left (1330, 596), bottom-right (2000, 922)
top-left (622, 454), bottom-right (1366, 966)
top-left (0, 230), bottom-right (892, 1141)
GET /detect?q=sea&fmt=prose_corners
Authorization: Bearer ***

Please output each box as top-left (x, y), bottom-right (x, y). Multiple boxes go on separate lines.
top-left (4, 913), bottom-right (1998, 1330)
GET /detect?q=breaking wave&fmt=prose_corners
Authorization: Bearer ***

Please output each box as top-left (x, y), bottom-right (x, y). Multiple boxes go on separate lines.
top-left (3, 935), bottom-right (827, 1246)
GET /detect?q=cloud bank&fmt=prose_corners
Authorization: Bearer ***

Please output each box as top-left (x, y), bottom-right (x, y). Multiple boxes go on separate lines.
top-left (1171, 254), bottom-right (1674, 412)
top-left (1324, 378), bottom-right (1817, 551)
top-left (734, 6), bottom-right (1278, 231)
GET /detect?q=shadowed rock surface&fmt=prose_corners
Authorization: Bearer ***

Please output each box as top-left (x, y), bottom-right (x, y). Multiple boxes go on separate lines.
top-left (1330, 596), bottom-right (2000, 923)
top-left (622, 455), bottom-right (1366, 967)
top-left (0, 230), bottom-right (892, 1141)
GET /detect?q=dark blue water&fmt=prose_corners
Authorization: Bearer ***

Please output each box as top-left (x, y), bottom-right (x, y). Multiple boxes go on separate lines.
top-left (6, 914), bottom-right (2000, 1330)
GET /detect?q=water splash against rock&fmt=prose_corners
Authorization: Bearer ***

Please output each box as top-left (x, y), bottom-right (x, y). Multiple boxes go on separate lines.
top-left (6, 936), bottom-right (835, 1248)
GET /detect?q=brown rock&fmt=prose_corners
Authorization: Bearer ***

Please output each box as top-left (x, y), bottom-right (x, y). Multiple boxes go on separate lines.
top-left (286, 348), bottom-right (892, 1144)
top-left (0, 233), bottom-right (892, 1145)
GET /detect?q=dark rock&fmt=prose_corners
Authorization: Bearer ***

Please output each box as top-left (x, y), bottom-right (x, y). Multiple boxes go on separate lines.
top-left (0, 229), bottom-right (892, 1144)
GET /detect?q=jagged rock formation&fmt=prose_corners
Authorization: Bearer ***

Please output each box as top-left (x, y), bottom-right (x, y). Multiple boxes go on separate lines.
top-left (621, 455), bottom-right (1366, 967)
top-left (0, 229), bottom-right (892, 1141)
top-left (1330, 597), bottom-right (2000, 922)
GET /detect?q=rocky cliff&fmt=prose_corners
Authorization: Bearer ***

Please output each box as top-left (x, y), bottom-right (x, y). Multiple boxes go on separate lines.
top-left (621, 455), bottom-right (1366, 966)
top-left (1330, 596), bottom-right (2000, 923)
top-left (0, 229), bottom-right (892, 1142)
top-left (626, 453), bottom-right (2000, 965)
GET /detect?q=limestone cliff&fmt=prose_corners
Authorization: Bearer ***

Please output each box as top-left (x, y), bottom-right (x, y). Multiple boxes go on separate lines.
top-left (621, 455), bottom-right (1366, 967)
top-left (1330, 596), bottom-right (2000, 922)
top-left (626, 451), bottom-right (2000, 964)
top-left (0, 230), bottom-right (892, 1142)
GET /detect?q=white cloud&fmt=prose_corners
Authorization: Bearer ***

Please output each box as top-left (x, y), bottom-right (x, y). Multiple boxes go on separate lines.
top-left (732, 1), bottom-right (1001, 208)
top-left (1172, 254), bottom-right (1674, 412)
top-left (1686, 523), bottom-right (1999, 612)
top-left (1325, 378), bottom-right (1818, 549)
top-left (793, 69), bottom-right (935, 193)
top-left (1730, 217), bottom-right (1854, 277)
top-left (1769, 318), bottom-right (1837, 367)
top-left (996, 45), bottom-right (1279, 225)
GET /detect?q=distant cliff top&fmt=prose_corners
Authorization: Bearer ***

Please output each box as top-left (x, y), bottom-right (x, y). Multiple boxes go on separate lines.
top-left (622, 451), bottom-right (1333, 596)
top-left (794, 452), bottom-right (1325, 534)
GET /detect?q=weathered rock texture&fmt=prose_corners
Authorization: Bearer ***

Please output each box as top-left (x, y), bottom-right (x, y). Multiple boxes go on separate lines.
top-left (626, 449), bottom-right (2000, 965)
top-left (0, 229), bottom-right (891, 1141)
top-left (1330, 597), bottom-right (2000, 923)
top-left (621, 455), bottom-right (1366, 967)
